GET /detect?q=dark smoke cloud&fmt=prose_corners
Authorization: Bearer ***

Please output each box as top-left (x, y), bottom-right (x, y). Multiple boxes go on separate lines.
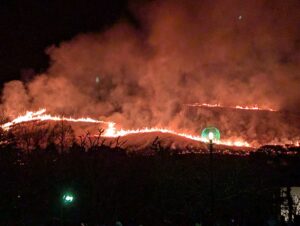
top-left (1, 0), bottom-right (300, 145)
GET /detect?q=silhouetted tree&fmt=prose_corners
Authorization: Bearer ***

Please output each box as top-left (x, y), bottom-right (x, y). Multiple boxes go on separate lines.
top-left (49, 120), bottom-right (75, 153)
top-left (12, 122), bottom-right (51, 152)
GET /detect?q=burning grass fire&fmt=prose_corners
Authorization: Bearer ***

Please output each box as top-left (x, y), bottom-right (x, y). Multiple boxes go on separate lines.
top-left (0, 0), bottom-right (299, 151)
top-left (0, 109), bottom-right (110, 131)
top-left (0, 109), bottom-right (251, 148)
top-left (2, 108), bottom-right (299, 150)
top-left (0, 1), bottom-right (299, 152)
top-left (186, 103), bottom-right (277, 112)
top-left (1, 1), bottom-right (300, 225)
top-left (102, 121), bottom-right (251, 147)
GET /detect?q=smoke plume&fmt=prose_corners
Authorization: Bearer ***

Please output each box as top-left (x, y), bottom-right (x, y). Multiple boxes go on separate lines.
top-left (1, 0), bottom-right (300, 145)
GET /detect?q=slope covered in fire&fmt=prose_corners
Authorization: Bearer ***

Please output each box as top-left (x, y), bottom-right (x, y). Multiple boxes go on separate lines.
top-left (1, 108), bottom-right (299, 154)
top-left (0, 0), bottom-right (299, 152)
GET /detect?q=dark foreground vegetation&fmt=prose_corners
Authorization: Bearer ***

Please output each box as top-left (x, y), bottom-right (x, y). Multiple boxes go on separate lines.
top-left (0, 122), bottom-right (300, 226)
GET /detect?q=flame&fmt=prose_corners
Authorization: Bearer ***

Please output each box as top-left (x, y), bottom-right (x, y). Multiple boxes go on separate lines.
top-left (190, 103), bottom-right (221, 108)
top-left (103, 122), bottom-right (251, 147)
top-left (3, 109), bottom-right (299, 149)
top-left (1, 109), bottom-right (252, 148)
top-left (187, 103), bottom-right (277, 112)
top-left (235, 105), bottom-right (276, 111)
top-left (1, 109), bottom-right (110, 131)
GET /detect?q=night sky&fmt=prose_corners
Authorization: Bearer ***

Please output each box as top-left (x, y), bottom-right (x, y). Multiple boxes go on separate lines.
top-left (0, 0), bottom-right (129, 85)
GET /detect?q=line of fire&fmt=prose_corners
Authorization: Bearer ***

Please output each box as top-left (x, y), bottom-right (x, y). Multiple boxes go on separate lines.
top-left (0, 106), bottom-right (299, 225)
top-left (1, 0), bottom-right (300, 225)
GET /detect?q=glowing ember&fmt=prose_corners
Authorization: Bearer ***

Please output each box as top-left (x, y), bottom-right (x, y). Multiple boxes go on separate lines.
top-left (187, 103), bottom-right (277, 112)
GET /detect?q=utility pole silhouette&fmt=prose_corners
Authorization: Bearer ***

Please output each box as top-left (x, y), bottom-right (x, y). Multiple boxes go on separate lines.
top-left (208, 136), bottom-right (214, 226)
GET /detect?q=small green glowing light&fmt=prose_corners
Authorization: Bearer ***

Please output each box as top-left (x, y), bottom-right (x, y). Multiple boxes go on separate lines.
top-left (201, 127), bottom-right (221, 142)
top-left (62, 193), bottom-right (74, 204)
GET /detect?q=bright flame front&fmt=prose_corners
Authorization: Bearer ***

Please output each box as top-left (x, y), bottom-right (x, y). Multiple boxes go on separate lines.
top-left (2, 108), bottom-right (299, 149)
top-left (1, 109), bottom-right (110, 131)
top-left (187, 103), bottom-right (277, 112)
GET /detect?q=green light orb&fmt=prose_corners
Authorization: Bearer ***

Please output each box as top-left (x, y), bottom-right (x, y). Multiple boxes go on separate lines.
top-left (62, 193), bottom-right (75, 205)
top-left (201, 127), bottom-right (221, 142)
